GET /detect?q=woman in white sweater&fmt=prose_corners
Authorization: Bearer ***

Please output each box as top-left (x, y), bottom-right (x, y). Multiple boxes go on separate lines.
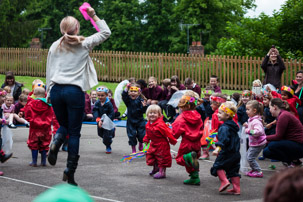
top-left (46, 6), bottom-right (111, 186)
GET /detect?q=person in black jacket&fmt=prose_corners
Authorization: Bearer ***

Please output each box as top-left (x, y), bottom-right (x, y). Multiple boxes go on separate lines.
top-left (1, 71), bottom-right (23, 103)
top-left (122, 83), bottom-right (147, 154)
top-left (211, 102), bottom-right (241, 195)
top-left (93, 86), bottom-right (115, 154)
top-left (261, 46), bottom-right (285, 89)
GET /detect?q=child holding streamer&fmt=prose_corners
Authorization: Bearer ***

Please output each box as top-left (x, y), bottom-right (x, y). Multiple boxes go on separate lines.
top-left (172, 90), bottom-right (203, 185)
top-left (211, 101), bottom-right (241, 195)
top-left (122, 83), bottom-right (147, 153)
top-left (143, 105), bottom-right (177, 179)
top-left (244, 100), bottom-right (267, 178)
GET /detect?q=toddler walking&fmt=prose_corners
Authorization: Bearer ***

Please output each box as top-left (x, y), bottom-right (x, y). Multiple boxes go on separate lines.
top-left (211, 102), bottom-right (241, 195)
top-left (143, 105), bottom-right (177, 179)
top-left (24, 87), bottom-right (56, 166)
top-left (172, 91), bottom-right (203, 185)
top-left (245, 100), bottom-right (267, 177)
top-left (122, 83), bottom-right (147, 153)
top-left (93, 86), bottom-right (115, 154)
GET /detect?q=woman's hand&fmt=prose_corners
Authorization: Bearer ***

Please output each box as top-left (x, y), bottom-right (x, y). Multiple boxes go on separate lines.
top-left (87, 7), bottom-right (96, 18)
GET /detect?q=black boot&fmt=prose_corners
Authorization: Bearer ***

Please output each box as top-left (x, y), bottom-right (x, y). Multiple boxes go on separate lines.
top-left (48, 133), bottom-right (65, 166)
top-left (0, 150), bottom-right (13, 163)
top-left (0, 138), bottom-right (12, 163)
top-left (63, 154), bottom-right (80, 186)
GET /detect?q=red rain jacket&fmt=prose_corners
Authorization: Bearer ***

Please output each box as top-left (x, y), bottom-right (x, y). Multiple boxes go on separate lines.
top-left (144, 117), bottom-right (177, 167)
top-left (172, 110), bottom-right (203, 166)
top-left (24, 99), bottom-right (56, 151)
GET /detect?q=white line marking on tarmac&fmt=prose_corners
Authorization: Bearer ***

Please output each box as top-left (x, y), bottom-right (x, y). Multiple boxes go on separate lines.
top-left (170, 149), bottom-right (276, 172)
top-left (0, 176), bottom-right (123, 202)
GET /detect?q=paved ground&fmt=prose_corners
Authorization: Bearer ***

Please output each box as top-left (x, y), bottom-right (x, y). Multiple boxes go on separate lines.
top-left (0, 124), bottom-right (284, 202)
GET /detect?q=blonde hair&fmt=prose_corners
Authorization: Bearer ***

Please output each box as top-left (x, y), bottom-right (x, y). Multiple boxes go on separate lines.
top-left (220, 101), bottom-right (237, 119)
top-left (253, 79), bottom-right (262, 87)
top-left (3, 86), bottom-right (11, 93)
top-left (33, 87), bottom-right (46, 98)
top-left (178, 90), bottom-right (202, 110)
top-left (59, 16), bottom-right (85, 49)
top-left (22, 88), bottom-right (30, 95)
top-left (5, 94), bottom-right (13, 101)
top-left (146, 105), bottom-right (162, 121)
top-left (247, 100), bottom-right (264, 115)
top-left (32, 79), bottom-right (43, 86)
top-left (148, 76), bottom-right (157, 83)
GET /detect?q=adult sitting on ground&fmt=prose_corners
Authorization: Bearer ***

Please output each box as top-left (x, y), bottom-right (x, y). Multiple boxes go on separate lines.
top-left (1, 71), bottom-right (23, 102)
top-left (261, 46), bottom-right (285, 90)
top-left (263, 98), bottom-right (303, 167)
top-left (292, 70), bottom-right (303, 124)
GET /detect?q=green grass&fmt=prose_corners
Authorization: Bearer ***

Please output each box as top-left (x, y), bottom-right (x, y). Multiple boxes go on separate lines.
top-left (0, 74), bottom-right (241, 116)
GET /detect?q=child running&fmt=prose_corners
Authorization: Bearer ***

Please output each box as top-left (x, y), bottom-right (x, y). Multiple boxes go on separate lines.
top-left (211, 101), bottom-right (240, 195)
top-left (93, 86), bottom-right (115, 154)
top-left (24, 87), bottom-right (57, 166)
top-left (122, 83), bottom-right (147, 153)
top-left (244, 100), bottom-right (267, 177)
top-left (143, 105), bottom-right (177, 179)
top-left (172, 90), bottom-right (203, 185)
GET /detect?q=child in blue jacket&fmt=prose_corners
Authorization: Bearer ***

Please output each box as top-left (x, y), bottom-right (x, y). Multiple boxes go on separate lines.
top-left (93, 86), bottom-right (115, 154)
top-left (122, 83), bottom-right (147, 153)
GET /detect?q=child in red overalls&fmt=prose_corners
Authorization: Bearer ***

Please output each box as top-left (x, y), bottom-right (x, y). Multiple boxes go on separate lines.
top-left (24, 87), bottom-right (57, 166)
top-left (143, 105), bottom-right (177, 179)
top-left (172, 91), bottom-right (203, 185)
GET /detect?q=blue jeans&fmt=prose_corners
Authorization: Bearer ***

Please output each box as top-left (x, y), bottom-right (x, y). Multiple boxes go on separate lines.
top-left (50, 84), bottom-right (85, 156)
top-left (263, 140), bottom-right (303, 164)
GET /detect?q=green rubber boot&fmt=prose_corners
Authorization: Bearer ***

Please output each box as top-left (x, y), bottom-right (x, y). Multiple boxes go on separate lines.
top-left (184, 171), bottom-right (200, 185)
top-left (183, 151), bottom-right (199, 170)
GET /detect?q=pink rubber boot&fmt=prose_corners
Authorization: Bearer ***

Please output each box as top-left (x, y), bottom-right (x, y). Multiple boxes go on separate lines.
top-left (132, 146), bottom-right (136, 153)
top-left (138, 142), bottom-right (143, 151)
top-left (227, 176), bottom-right (241, 195)
top-left (149, 164), bottom-right (159, 176)
top-left (199, 147), bottom-right (209, 160)
top-left (217, 170), bottom-right (230, 192)
top-left (153, 167), bottom-right (166, 179)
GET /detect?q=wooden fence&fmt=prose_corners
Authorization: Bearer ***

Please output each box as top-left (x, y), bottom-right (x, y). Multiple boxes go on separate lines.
top-left (0, 48), bottom-right (302, 90)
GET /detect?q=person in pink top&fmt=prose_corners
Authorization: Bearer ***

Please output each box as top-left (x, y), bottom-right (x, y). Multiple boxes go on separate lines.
top-left (244, 100), bottom-right (267, 178)
top-left (264, 98), bottom-right (303, 167)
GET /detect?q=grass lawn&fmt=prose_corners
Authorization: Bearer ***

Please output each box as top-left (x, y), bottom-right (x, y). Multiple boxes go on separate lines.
top-left (0, 74), bottom-right (242, 116)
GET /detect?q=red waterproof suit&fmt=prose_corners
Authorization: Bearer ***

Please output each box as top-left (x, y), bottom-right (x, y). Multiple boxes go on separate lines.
top-left (172, 110), bottom-right (203, 173)
top-left (144, 117), bottom-right (177, 168)
top-left (24, 99), bottom-right (56, 151)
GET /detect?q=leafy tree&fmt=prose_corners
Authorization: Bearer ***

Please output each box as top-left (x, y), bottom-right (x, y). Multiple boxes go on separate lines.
top-left (140, 0), bottom-right (177, 52)
top-left (0, 0), bottom-right (40, 47)
top-left (213, 13), bottom-right (281, 57)
top-left (277, 0), bottom-right (303, 58)
top-left (97, 0), bottom-right (143, 51)
top-left (170, 0), bottom-right (256, 53)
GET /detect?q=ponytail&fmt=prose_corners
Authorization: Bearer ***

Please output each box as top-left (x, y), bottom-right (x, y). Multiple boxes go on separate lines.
top-left (58, 16), bottom-right (85, 50)
top-left (270, 98), bottom-right (290, 111)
